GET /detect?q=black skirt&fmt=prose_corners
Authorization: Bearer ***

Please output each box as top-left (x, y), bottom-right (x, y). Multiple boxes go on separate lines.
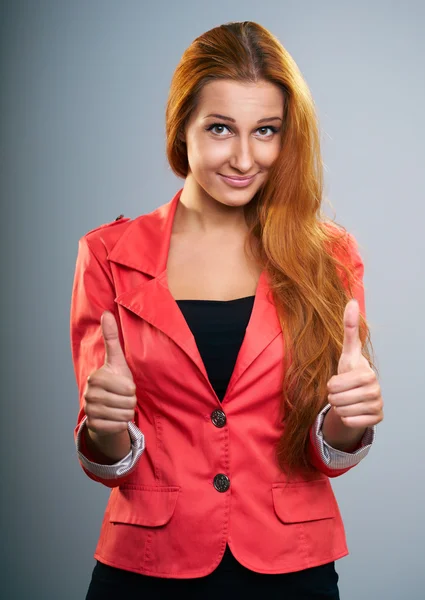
top-left (85, 544), bottom-right (340, 600)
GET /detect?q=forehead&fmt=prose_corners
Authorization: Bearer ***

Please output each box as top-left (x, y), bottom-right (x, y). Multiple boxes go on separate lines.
top-left (193, 79), bottom-right (284, 118)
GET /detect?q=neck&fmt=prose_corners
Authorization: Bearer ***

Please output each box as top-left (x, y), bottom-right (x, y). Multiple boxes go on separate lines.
top-left (176, 174), bottom-right (249, 235)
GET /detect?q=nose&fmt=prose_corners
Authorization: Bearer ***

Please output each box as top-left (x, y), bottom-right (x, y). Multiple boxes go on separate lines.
top-left (228, 137), bottom-right (255, 174)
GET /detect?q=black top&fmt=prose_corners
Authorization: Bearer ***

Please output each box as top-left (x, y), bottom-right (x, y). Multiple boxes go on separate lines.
top-left (176, 295), bottom-right (255, 401)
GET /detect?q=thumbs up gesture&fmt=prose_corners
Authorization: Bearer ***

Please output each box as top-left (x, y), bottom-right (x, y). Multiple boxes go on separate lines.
top-left (326, 299), bottom-right (384, 430)
top-left (83, 311), bottom-right (137, 437)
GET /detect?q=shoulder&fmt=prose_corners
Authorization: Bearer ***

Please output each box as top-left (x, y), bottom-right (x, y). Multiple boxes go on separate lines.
top-left (319, 221), bottom-right (362, 265)
top-left (79, 213), bottom-right (135, 257)
top-left (84, 213), bottom-right (132, 238)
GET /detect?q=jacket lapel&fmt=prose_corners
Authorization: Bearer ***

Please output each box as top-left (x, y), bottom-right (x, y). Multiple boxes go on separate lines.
top-left (225, 270), bottom-right (282, 399)
top-left (107, 188), bottom-right (282, 404)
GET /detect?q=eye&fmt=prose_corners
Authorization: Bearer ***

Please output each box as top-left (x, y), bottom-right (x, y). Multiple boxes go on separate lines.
top-left (205, 123), bottom-right (280, 138)
top-left (256, 126), bottom-right (279, 137)
top-left (205, 123), bottom-right (231, 136)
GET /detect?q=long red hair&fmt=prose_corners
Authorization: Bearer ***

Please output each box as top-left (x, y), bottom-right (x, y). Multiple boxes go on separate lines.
top-left (165, 21), bottom-right (377, 477)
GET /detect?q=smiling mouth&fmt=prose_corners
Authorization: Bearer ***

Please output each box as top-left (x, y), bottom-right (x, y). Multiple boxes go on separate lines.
top-left (218, 173), bottom-right (259, 188)
top-left (218, 173), bottom-right (258, 180)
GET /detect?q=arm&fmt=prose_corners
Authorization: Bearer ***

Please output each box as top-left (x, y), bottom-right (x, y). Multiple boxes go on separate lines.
top-left (308, 231), bottom-right (377, 477)
top-left (70, 234), bottom-right (145, 487)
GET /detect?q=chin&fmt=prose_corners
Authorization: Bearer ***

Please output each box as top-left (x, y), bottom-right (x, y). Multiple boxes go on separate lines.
top-left (212, 191), bottom-right (256, 207)
top-left (207, 182), bottom-right (258, 200)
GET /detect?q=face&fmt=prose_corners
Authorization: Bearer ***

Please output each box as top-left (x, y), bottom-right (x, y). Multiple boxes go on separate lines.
top-left (182, 79), bottom-right (284, 208)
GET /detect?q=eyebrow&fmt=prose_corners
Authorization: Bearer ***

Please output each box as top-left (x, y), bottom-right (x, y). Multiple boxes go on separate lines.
top-left (203, 113), bottom-right (282, 124)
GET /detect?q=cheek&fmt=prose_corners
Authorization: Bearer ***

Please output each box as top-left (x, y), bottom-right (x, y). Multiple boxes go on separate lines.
top-left (188, 139), bottom-right (226, 172)
top-left (260, 140), bottom-right (281, 166)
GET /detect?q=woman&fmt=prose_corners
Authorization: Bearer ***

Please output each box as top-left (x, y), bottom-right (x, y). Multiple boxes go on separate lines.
top-left (70, 20), bottom-right (384, 599)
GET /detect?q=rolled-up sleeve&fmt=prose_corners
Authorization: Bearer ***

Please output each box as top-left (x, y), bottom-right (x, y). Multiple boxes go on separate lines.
top-left (76, 418), bottom-right (145, 479)
top-left (312, 403), bottom-right (376, 470)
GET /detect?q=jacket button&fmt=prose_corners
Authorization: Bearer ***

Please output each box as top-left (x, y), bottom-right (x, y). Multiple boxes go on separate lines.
top-left (211, 409), bottom-right (226, 428)
top-left (213, 473), bottom-right (230, 492)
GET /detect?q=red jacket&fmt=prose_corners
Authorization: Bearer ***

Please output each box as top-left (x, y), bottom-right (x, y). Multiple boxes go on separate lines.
top-left (70, 188), bottom-right (367, 577)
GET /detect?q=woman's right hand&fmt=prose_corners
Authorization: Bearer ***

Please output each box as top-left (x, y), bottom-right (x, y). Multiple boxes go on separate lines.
top-left (83, 310), bottom-right (137, 437)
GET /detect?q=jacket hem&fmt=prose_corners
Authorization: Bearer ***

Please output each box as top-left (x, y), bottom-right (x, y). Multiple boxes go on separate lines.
top-left (93, 548), bottom-right (350, 579)
top-left (225, 546), bottom-right (350, 574)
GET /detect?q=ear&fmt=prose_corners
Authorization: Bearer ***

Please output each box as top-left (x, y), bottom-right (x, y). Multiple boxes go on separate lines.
top-left (177, 125), bottom-right (187, 144)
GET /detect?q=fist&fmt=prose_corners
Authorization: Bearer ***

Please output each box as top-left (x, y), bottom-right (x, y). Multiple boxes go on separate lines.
top-left (327, 299), bottom-right (384, 429)
top-left (83, 311), bottom-right (137, 436)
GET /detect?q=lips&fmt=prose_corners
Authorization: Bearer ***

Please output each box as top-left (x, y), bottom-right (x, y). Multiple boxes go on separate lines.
top-left (219, 174), bottom-right (257, 180)
top-left (218, 173), bottom-right (258, 188)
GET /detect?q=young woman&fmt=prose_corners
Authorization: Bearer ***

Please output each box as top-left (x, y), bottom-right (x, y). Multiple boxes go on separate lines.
top-left (70, 20), bottom-right (384, 599)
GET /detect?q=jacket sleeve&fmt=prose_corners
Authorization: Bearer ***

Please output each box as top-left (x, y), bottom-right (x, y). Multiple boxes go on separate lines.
top-left (69, 234), bottom-right (145, 487)
top-left (308, 231), bottom-right (376, 477)
top-left (311, 404), bottom-right (376, 476)
top-left (76, 418), bottom-right (145, 480)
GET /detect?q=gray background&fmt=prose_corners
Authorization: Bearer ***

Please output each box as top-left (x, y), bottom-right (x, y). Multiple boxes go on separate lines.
top-left (1, 0), bottom-right (423, 598)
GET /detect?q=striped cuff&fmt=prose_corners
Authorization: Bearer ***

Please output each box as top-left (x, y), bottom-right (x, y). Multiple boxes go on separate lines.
top-left (76, 417), bottom-right (145, 479)
top-left (313, 403), bottom-right (376, 469)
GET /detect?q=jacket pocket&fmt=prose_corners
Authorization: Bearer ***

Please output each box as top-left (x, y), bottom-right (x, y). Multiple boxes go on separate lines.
top-left (272, 479), bottom-right (336, 523)
top-left (109, 484), bottom-right (180, 527)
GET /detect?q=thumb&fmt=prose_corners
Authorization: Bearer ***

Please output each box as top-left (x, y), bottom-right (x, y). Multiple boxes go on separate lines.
top-left (339, 299), bottom-right (362, 373)
top-left (101, 311), bottom-right (132, 375)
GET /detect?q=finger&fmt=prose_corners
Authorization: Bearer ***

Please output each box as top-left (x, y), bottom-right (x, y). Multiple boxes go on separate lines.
top-left (85, 404), bottom-right (135, 422)
top-left (84, 389), bottom-right (137, 410)
top-left (340, 299), bottom-right (362, 364)
top-left (329, 383), bottom-right (381, 406)
top-left (342, 299), bottom-right (361, 355)
top-left (86, 370), bottom-right (136, 396)
top-left (327, 369), bottom-right (376, 395)
top-left (86, 420), bottom-right (130, 436)
top-left (101, 311), bottom-right (130, 372)
top-left (333, 399), bottom-right (382, 417)
top-left (339, 415), bottom-right (378, 429)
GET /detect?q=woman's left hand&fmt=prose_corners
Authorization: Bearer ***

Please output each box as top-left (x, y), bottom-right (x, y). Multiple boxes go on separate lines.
top-left (326, 299), bottom-right (384, 430)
